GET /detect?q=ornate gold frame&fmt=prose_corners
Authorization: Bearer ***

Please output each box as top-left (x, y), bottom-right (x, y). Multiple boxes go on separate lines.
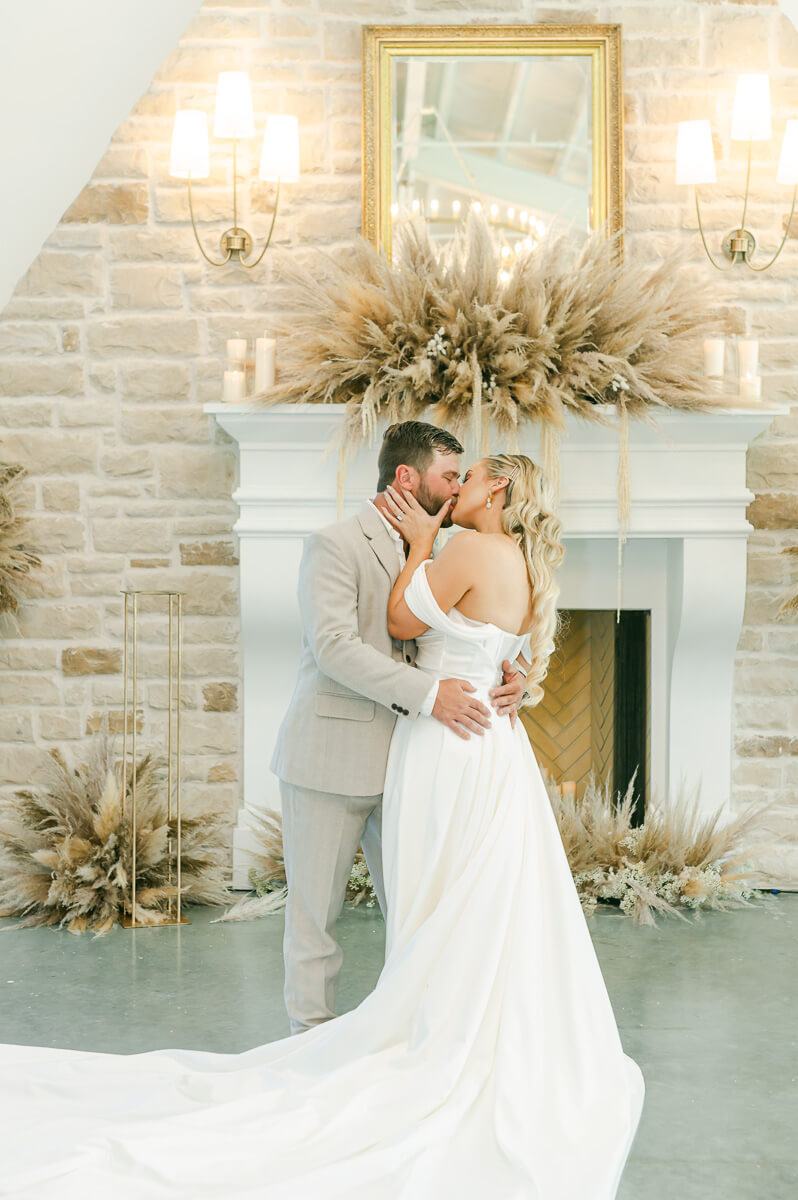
top-left (362, 24), bottom-right (623, 254)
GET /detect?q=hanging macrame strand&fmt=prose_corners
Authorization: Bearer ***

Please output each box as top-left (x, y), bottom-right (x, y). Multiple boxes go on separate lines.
top-left (616, 400), bottom-right (631, 622)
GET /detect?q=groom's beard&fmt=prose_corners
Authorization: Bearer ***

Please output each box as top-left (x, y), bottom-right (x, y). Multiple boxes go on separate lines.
top-left (416, 479), bottom-right (456, 528)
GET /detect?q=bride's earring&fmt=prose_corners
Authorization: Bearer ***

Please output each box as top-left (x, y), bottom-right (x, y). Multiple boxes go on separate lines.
top-left (486, 491), bottom-right (492, 509)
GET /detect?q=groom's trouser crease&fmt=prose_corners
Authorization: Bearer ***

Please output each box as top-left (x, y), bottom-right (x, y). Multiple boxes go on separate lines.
top-left (280, 780), bottom-right (387, 1035)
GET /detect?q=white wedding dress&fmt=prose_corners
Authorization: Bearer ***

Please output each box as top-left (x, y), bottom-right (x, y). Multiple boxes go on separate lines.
top-left (0, 560), bottom-right (644, 1199)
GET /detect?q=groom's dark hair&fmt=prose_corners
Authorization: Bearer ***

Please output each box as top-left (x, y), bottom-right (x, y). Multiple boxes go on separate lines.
top-left (377, 421), bottom-right (463, 492)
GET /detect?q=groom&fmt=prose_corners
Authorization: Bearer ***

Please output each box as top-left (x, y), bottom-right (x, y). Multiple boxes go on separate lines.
top-left (270, 420), bottom-right (525, 1034)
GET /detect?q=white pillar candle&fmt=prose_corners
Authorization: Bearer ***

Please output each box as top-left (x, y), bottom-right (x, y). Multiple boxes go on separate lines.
top-left (703, 336), bottom-right (725, 378)
top-left (737, 338), bottom-right (759, 378)
top-left (226, 337), bottom-right (247, 368)
top-left (739, 373), bottom-right (762, 399)
top-left (223, 368), bottom-right (246, 404)
top-left (255, 337), bottom-right (276, 391)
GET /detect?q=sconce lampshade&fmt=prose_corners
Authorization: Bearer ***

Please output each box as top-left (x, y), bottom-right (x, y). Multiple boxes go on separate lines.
top-left (777, 119), bottom-right (798, 186)
top-left (214, 71), bottom-right (255, 139)
top-left (169, 110), bottom-right (210, 179)
top-left (259, 114), bottom-right (300, 182)
top-left (731, 73), bottom-right (772, 142)
top-left (675, 120), bottom-right (717, 186)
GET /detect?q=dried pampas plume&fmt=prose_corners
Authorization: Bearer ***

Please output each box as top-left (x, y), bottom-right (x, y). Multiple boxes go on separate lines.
top-left (0, 463), bottom-right (40, 625)
top-left (778, 545), bottom-right (798, 617)
top-left (0, 735), bottom-right (231, 935)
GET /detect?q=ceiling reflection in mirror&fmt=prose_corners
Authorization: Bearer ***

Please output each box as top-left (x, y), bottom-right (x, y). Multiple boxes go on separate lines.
top-left (391, 55), bottom-right (594, 248)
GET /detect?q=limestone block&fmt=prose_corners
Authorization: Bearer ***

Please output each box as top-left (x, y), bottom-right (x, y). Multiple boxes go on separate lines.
top-left (182, 11), bottom-right (261, 39)
top-left (0, 400), bottom-right (55, 427)
top-left (643, 93), bottom-right (712, 125)
top-left (87, 317), bottom-right (199, 357)
top-left (0, 360), bottom-right (83, 396)
top-left (2, 297), bottom-right (86, 319)
top-left (110, 228), bottom-right (200, 262)
top-left (179, 540), bottom-right (238, 566)
top-left (38, 709), bottom-right (83, 740)
top-left (281, 87), bottom-right (326, 125)
top-left (704, 11), bottom-right (772, 71)
top-left (16, 251), bottom-right (103, 296)
top-left (173, 515), bottom-right (237, 537)
top-left (0, 323), bottom-right (59, 354)
top-left (295, 202), bottom-right (359, 240)
top-left (117, 362), bottom-right (191, 402)
top-left (69, 573), bottom-right (125, 597)
top-left (732, 759), bottom-right (783, 788)
top-left (736, 734), bottom-right (798, 758)
top-left (62, 183), bottom-right (149, 224)
top-left (0, 646), bottom-right (60, 670)
top-left (92, 519), bottom-right (173, 553)
top-left (181, 712), bottom-right (240, 755)
top-left (735, 661), bottom-right (798, 696)
top-left (147, 682), bottom-right (198, 710)
top-left (58, 396), bottom-right (115, 426)
top-left (623, 37), bottom-right (699, 69)
top-left (202, 682), bottom-right (238, 712)
top-left (62, 647), bottom-right (122, 675)
top-left (128, 557), bottom-right (171, 568)
top-left (767, 629), bottom-right (798, 655)
top-left (182, 647), bottom-right (241, 677)
top-left (1, 745), bottom-right (48, 784)
top-left (735, 696), bottom-right (793, 732)
top-left (100, 448), bottom-right (153, 476)
top-left (747, 493), bottom-right (798, 529)
top-left (110, 265), bottom-right (185, 310)
top-left (153, 186), bottom-right (231, 224)
top-left (2, 674), bottom-right (62, 704)
top-left (748, 442), bottom-right (798, 489)
top-left (121, 406), bottom-right (210, 444)
top-left (67, 554), bottom-right (125, 573)
top-left (26, 517), bottom-right (85, 554)
top-left (155, 46), bottom-right (243, 84)
top-left (208, 761), bottom-right (237, 782)
top-left (0, 711), bottom-right (34, 741)
top-left (157, 447), bottom-right (235, 499)
top-left (743, 588), bottom-right (788, 624)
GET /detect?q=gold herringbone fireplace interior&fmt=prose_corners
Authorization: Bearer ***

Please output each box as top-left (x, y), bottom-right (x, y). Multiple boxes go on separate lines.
top-left (521, 610), bottom-right (615, 796)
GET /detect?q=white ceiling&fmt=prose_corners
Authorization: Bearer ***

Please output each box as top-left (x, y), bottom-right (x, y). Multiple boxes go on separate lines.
top-left (0, 0), bottom-right (203, 313)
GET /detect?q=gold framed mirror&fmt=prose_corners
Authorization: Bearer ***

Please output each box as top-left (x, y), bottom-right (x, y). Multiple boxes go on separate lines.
top-left (362, 24), bottom-right (623, 255)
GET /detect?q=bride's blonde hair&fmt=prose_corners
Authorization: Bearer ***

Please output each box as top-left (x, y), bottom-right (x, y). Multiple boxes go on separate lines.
top-left (483, 453), bottom-right (564, 707)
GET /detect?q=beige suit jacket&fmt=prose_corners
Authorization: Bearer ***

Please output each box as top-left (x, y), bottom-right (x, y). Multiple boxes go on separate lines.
top-left (270, 501), bottom-right (434, 796)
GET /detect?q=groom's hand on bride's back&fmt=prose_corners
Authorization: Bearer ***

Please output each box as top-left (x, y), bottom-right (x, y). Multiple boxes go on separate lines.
top-left (432, 679), bottom-right (492, 740)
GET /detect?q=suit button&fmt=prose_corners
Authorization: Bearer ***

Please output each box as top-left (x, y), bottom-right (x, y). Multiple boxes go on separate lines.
top-left (405, 654), bottom-right (412, 663)
top-left (391, 703), bottom-right (398, 711)
top-left (402, 707), bottom-right (409, 715)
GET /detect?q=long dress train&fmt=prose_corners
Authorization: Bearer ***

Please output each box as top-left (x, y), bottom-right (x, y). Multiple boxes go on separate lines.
top-left (0, 559), bottom-right (644, 1198)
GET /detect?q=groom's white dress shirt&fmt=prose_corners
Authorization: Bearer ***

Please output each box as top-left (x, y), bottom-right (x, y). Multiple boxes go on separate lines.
top-left (368, 500), bottom-right (438, 718)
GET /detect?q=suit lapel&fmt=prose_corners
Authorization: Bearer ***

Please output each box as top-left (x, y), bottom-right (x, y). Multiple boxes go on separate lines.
top-left (356, 501), bottom-right (402, 584)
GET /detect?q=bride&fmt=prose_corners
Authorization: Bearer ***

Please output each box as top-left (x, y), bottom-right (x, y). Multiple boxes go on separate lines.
top-left (0, 453), bottom-right (644, 1199)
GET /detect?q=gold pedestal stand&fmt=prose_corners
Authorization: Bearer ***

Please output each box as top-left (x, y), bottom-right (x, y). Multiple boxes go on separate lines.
top-left (120, 590), bottom-right (190, 929)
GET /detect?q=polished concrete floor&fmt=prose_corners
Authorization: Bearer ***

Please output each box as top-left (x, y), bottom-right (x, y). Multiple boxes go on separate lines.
top-left (1, 894), bottom-right (795, 1199)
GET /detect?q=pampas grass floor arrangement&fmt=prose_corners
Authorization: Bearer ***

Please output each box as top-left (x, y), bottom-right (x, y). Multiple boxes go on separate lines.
top-left (0, 463), bottom-right (40, 623)
top-left (221, 778), bottom-right (770, 927)
top-left (0, 735), bottom-right (231, 935)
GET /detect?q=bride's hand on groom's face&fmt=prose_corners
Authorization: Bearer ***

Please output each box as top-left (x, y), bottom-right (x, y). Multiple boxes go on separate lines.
top-left (384, 485), bottom-right (451, 546)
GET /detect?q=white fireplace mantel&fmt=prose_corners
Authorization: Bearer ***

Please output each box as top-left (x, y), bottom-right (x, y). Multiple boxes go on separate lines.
top-left (205, 401), bottom-right (778, 888)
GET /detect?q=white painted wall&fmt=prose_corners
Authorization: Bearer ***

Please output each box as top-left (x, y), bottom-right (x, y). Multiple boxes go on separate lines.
top-left (0, 0), bottom-right (203, 312)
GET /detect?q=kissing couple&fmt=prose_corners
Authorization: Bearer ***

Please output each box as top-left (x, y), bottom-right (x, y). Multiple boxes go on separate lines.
top-left (0, 420), bottom-right (644, 1199)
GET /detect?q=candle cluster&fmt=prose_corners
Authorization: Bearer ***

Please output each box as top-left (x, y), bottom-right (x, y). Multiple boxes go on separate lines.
top-left (702, 335), bottom-right (761, 400)
top-left (223, 335), bottom-right (276, 403)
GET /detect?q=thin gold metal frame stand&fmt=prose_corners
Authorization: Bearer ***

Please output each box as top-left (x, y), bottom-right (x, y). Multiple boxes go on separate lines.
top-left (120, 590), bottom-right (190, 928)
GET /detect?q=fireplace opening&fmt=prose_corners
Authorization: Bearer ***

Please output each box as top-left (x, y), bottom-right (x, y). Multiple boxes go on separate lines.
top-left (520, 609), bottom-right (651, 823)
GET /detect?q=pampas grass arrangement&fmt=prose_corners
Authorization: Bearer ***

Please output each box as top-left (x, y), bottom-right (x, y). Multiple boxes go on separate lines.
top-left (0, 735), bottom-right (231, 935)
top-left (254, 212), bottom-right (725, 461)
top-left (778, 545), bottom-right (798, 617)
top-left (0, 463), bottom-right (40, 621)
top-left (219, 778), bottom-right (769, 927)
top-left (546, 774), bottom-right (770, 925)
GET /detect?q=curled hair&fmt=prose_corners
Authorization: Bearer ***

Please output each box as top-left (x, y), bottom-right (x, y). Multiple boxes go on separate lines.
top-left (483, 453), bottom-right (564, 706)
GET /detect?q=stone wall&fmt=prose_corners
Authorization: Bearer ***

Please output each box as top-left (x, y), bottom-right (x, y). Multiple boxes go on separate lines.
top-left (0, 0), bottom-right (796, 874)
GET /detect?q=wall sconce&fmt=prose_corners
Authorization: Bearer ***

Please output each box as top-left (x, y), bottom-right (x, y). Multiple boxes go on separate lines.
top-left (676, 73), bottom-right (798, 272)
top-left (169, 71), bottom-right (299, 269)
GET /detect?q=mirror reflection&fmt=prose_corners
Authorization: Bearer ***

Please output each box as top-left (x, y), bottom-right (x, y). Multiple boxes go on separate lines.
top-left (391, 54), bottom-right (594, 246)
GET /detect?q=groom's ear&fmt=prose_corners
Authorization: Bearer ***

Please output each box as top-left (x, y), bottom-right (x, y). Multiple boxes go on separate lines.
top-left (394, 463), bottom-right (418, 492)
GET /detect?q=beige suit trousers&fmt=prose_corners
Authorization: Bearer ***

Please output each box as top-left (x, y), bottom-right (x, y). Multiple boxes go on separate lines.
top-left (280, 779), bottom-right (387, 1036)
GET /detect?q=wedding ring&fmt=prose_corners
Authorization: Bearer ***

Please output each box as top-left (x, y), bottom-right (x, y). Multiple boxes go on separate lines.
top-left (396, 514), bottom-right (403, 521)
